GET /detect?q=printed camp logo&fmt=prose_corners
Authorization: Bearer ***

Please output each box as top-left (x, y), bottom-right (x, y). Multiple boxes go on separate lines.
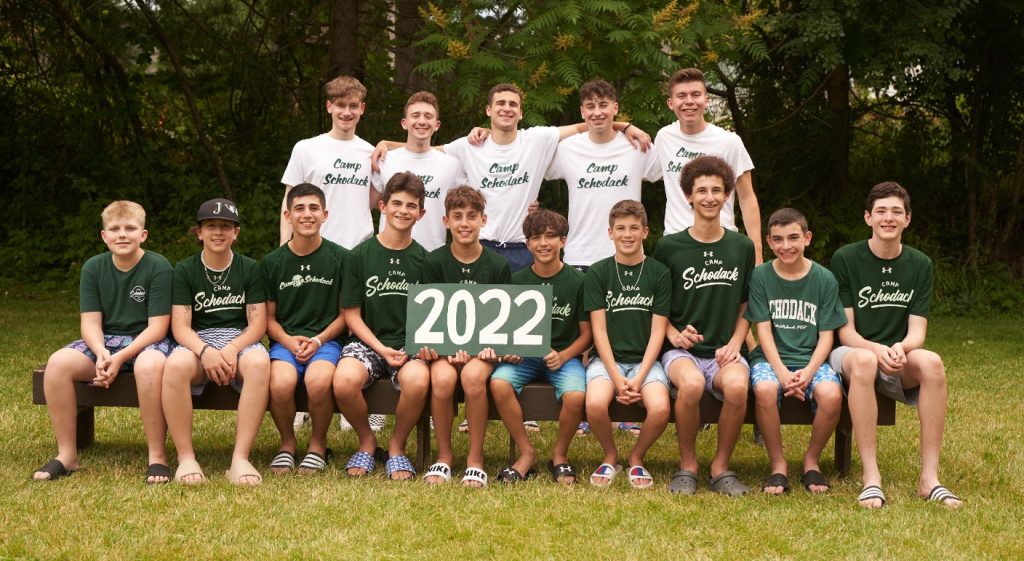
top-left (482, 161), bottom-right (529, 189)
top-left (129, 286), bottom-right (146, 302)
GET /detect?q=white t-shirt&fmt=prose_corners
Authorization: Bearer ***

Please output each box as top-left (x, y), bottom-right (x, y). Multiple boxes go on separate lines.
top-left (546, 132), bottom-right (661, 266)
top-left (654, 122), bottom-right (754, 234)
top-left (372, 148), bottom-right (467, 251)
top-left (445, 126), bottom-right (560, 244)
top-left (281, 133), bottom-right (378, 249)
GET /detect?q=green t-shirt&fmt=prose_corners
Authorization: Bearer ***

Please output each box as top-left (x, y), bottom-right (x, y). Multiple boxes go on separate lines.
top-left (653, 229), bottom-right (754, 358)
top-left (830, 239), bottom-right (933, 347)
top-left (260, 239), bottom-right (348, 341)
top-left (745, 260), bottom-right (846, 366)
top-left (421, 244), bottom-right (512, 285)
top-left (172, 252), bottom-right (266, 331)
top-left (341, 236), bottom-right (427, 349)
top-left (513, 264), bottom-right (587, 352)
top-left (583, 256), bottom-right (671, 364)
top-left (79, 250), bottom-right (173, 336)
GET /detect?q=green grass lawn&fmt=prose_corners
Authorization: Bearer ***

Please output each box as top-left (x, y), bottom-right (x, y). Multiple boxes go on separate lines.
top-left (1, 285), bottom-right (1022, 560)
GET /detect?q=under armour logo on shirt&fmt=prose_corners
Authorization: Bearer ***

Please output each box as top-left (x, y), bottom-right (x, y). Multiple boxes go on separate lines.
top-left (882, 267), bottom-right (892, 273)
top-left (390, 258), bottom-right (400, 265)
top-left (704, 251), bottom-right (714, 257)
top-left (624, 270), bottom-right (634, 276)
top-left (461, 267), bottom-right (471, 274)
top-left (300, 265), bottom-right (311, 271)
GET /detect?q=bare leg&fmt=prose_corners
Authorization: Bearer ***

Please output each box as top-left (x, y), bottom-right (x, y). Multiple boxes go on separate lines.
top-left (584, 378), bottom-right (618, 482)
top-left (840, 349), bottom-right (884, 507)
top-left (553, 391), bottom-right (585, 466)
top-left (388, 361), bottom-right (430, 480)
top-left (162, 350), bottom-right (206, 483)
top-left (903, 349), bottom-right (961, 508)
top-left (268, 361), bottom-right (300, 471)
top-left (667, 360), bottom-right (704, 474)
top-left (804, 380), bottom-right (841, 493)
top-left (302, 360), bottom-right (337, 466)
top-left (134, 349), bottom-right (169, 482)
top-left (753, 381), bottom-right (786, 494)
top-left (461, 358), bottom-right (494, 486)
top-left (628, 383), bottom-right (670, 469)
top-left (426, 360), bottom-right (457, 483)
top-left (231, 350), bottom-right (270, 483)
top-left (490, 377), bottom-right (535, 476)
top-left (332, 357), bottom-right (376, 475)
top-left (34, 349), bottom-right (95, 479)
top-left (710, 364), bottom-right (748, 478)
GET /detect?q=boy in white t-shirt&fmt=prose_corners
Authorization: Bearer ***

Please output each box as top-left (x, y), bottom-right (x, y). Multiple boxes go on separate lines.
top-left (373, 91), bottom-right (466, 251)
top-left (546, 79), bottom-right (661, 270)
top-left (280, 75), bottom-right (378, 250)
top-left (654, 68), bottom-right (762, 260)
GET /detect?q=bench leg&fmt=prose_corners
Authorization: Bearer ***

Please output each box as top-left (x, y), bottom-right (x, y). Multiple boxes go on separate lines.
top-left (834, 426), bottom-right (852, 477)
top-left (76, 406), bottom-right (95, 450)
top-left (414, 415), bottom-right (430, 473)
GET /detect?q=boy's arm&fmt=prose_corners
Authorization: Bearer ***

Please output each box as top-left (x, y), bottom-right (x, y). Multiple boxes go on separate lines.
top-left (265, 300), bottom-right (298, 353)
top-left (79, 312), bottom-right (107, 362)
top-left (631, 314), bottom-right (668, 386)
top-left (715, 303), bottom-right (750, 367)
top-left (589, 309), bottom-right (625, 386)
top-left (547, 321), bottom-right (593, 371)
top-left (836, 307), bottom-right (902, 374)
top-left (296, 307), bottom-right (347, 363)
top-left (95, 314), bottom-right (170, 386)
top-left (343, 307), bottom-right (407, 368)
top-left (755, 320), bottom-right (798, 397)
top-left (892, 315), bottom-right (928, 365)
top-left (735, 171), bottom-right (763, 264)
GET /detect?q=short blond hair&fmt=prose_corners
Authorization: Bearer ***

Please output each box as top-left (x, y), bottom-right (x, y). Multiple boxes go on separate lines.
top-left (101, 200), bottom-right (146, 228)
top-left (324, 76), bottom-right (367, 102)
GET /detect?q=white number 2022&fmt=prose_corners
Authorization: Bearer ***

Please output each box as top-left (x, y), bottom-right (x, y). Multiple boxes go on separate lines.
top-left (413, 288), bottom-right (546, 347)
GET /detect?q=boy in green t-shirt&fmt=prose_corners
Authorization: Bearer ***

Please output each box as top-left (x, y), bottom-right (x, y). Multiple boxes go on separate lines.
top-left (419, 186), bottom-right (512, 487)
top-left (261, 183), bottom-right (349, 475)
top-left (33, 201), bottom-right (174, 483)
top-left (745, 208), bottom-right (845, 495)
top-left (163, 199), bottom-right (270, 485)
top-left (827, 182), bottom-right (961, 509)
top-left (652, 155), bottom-right (755, 497)
top-left (490, 210), bottom-right (592, 485)
top-left (583, 200), bottom-right (672, 489)
top-left (333, 172), bottom-right (429, 480)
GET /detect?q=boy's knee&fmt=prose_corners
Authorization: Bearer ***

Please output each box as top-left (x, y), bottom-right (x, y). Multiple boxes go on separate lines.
top-left (847, 349), bottom-right (877, 378)
top-left (754, 382), bottom-right (779, 404)
top-left (400, 372), bottom-right (429, 397)
top-left (720, 374), bottom-right (748, 403)
top-left (489, 377), bottom-right (514, 395)
top-left (814, 384), bottom-right (842, 412)
top-left (562, 391), bottom-right (585, 412)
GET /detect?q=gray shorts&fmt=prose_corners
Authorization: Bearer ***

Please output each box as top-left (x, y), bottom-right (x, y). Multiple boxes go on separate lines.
top-left (172, 328), bottom-right (266, 396)
top-left (661, 348), bottom-right (749, 402)
top-left (828, 346), bottom-right (918, 406)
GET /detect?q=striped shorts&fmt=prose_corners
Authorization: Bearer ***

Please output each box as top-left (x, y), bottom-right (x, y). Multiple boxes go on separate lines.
top-left (171, 327), bottom-right (267, 396)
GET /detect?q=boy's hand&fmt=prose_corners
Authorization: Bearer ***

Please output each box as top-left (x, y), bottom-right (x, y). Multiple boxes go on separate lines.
top-left (543, 349), bottom-right (565, 371)
top-left (381, 347), bottom-right (409, 368)
top-left (477, 348), bottom-right (498, 363)
top-left (201, 347), bottom-right (233, 385)
top-left (221, 342), bottom-right (240, 376)
top-left (714, 340), bottom-right (742, 367)
top-left (416, 346), bottom-right (438, 361)
top-left (294, 336), bottom-right (317, 364)
top-left (448, 350), bottom-right (470, 366)
top-left (528, 200), bottom-right (540, 213)
top-left (468, 127), bottom-right (491, 145)
top-left (623, 124), bottom-right (652, 151)
top-left (669, 325), bottom-right (703, 350)
top-left (94, 349), bottom-right (113, 380)
top-left (873, 343), bottom-right (903, 375)
top-left (779, 368), bottom-right (806, 401)
top-left (94, 351), bottom-right (126, 388)
top-left (371, 141), bottom-right (389, 172)
top-left (890, 342), bottom-right (907, 368)
top-left (501, 354), bottom-right (522, 364)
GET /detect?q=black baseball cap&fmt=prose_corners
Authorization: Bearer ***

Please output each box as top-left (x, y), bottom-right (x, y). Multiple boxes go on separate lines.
top-left (196, 198), bottom-right (240, 224)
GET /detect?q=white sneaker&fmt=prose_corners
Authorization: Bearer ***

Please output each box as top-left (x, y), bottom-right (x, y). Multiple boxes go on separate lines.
top-left (458, 418), bottom-right (469, 433)
top-left (369, 414), bottom-right (386, 433)
top-left (293, 412), bottom-right (309, 431)
top-left (338, 414), bottom-right (353, 432)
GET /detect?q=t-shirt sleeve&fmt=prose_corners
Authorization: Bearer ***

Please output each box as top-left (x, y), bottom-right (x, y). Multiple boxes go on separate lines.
top-left (652, 266), bottom-right (672, 317)
top-left (744, 267), bottom-right (770, 323)
top-left (171, 260), bottom-right (192, 306)
top-left (583, 267), bottom-right (604, 313)
top-left (261, 255), bottom-right (278, 303)
top-left (910, 255), bottom-right (934, 318)
top-left (642, 144), bottom-right (662, 182)
top-left (370, 169), bottom-right (384, 193)
top-left (422, 253), bottom-right (441, 284)
top-left (726, 134), bottom-right (755, 176)
top-left (147, 259), bottom-right (173, 317)
top-left (544, 147), bottom-right (565, 181)
top-left (830, 250), bottom-right (854, 309)
top-left (79, 258), bottom-right (101, 313)
top-left (340, 250), bottom-right (364, 308)
top-left (452, 159), bottom-right (468, 185)
top-left (444, 138), bottom-right (468, 164)
top-left (244, 258), bottom-right (267, 304)
top-left (280, 141), bottom-right (306, 186)
top-left (817, 268), bottom-right (847, 331)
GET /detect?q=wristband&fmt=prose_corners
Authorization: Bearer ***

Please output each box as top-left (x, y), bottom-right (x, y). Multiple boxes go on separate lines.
top-left (199, 344), bottom-right (212, 359)
top-left (622, 123), bottom-right (632, 133)
top-left (311, 336), bottom-right (323, 348)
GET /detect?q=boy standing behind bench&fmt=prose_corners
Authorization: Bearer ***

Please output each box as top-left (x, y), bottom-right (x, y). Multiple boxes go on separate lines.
top-left (33, 201), bottom-right (174, 483)
top-left (262, 184), bottom-right (348, 475)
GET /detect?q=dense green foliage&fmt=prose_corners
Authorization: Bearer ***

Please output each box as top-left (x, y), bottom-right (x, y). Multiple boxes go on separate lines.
top-left (2, 1), bottom-right (1022, 313)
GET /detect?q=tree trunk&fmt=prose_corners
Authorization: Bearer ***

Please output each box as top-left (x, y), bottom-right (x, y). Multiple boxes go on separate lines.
top-left (825, 63), bottom-right (850, 198)
top-left (328, 0), bottom-right (361, 80)
top-left (394, 0), bottom-right (427, 91)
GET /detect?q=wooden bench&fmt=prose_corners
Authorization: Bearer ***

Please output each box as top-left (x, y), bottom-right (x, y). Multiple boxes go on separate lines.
top-left (487, 382), bottom-right (897, 476)
top-left (34, 369), bottom-right (895, 477)
top-left (31, 368), bottom-right (431, 471)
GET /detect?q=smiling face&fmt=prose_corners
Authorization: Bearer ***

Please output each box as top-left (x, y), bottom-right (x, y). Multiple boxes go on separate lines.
top-left (686, 174), bottom-right (727, 222)
top-left (285, 194), bottom-right (327, 239)
top-left (485, 91), bottom-right (523, 132)
top-left (580, 95), bottom-right (618, 137)
top-left (767, 222), bottom-right (811, 265)
top-left (197, 218), bottom-right (239, 253)
top-left (401, 101), bottom-right (440, 143)
top-left (526, 229), bottom-right (565, 267)
top-left (667, 80), bottom-right (708, 133)
top-left (380, 190), bottom-right (424, 234)
top-left (443, 205), bottom-right (486, 247)
top-left (865, 195), bottom-right (911, 242)
top-left (326, 95), bottom-right (365, 138)
top-left (608, 215), bottom-right (648, 259)
top-left (100, 217), bottom-right (147, 258)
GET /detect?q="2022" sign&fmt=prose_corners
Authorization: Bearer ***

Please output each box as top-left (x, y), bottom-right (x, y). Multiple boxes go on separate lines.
top-left (405, 284), bottom-right (552, 356)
